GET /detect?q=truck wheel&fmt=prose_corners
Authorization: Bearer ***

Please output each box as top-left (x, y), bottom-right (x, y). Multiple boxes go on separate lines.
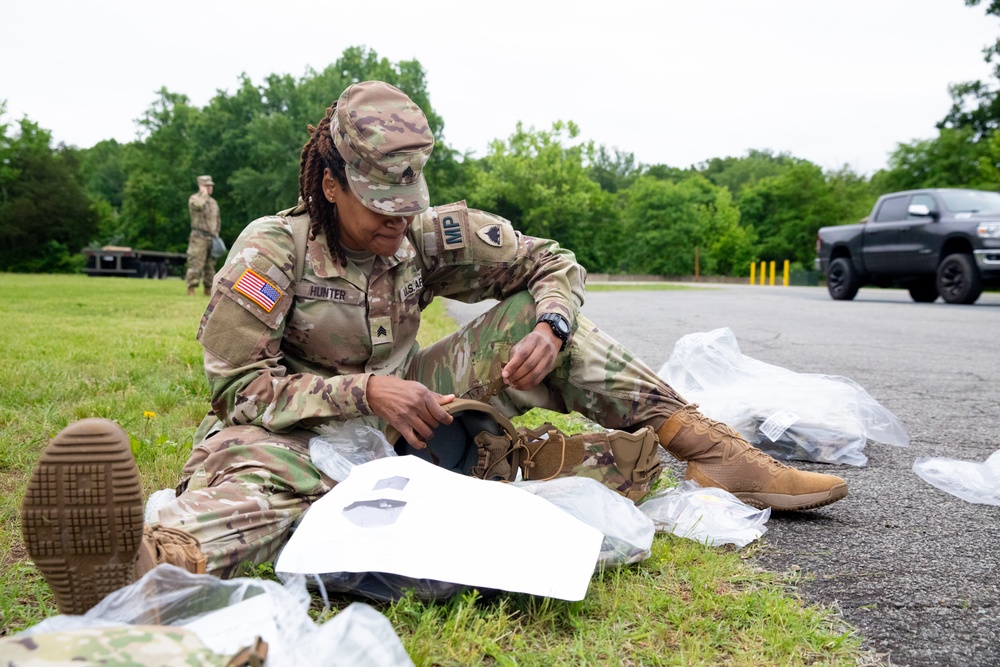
top-left (936, 253), bottom-right (983, 304)
top-left (827, 258), bottom-right (859, 301)
top-left (907, 278), bottom-right (938, 303)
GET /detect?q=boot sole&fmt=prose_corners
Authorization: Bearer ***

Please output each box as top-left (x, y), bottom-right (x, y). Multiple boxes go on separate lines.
top-left (21, 418), bottom-right (144, 615)
top-left (736, 482), bottom-right (849, 511)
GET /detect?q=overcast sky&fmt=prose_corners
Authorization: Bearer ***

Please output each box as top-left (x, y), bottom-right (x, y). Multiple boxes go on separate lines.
top-left (2, 0), bottom-right (998, 175)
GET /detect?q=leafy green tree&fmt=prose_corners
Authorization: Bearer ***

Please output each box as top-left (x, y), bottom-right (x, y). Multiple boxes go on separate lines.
top-left (0, 113), bottom-right (98, 272)
top-left (975, 127), bottom-right (1000, 187)
top-left (587, 146), bottom-right (640, 193)
top-left (467, 121), bottom-right (621, 272)
top-left (80, 139), bottom-right (127, 209)
top-left (704, 187), bottom-right (758, 276)
top-left (642, 164), bottom-right (690, 182)
top-left (621, 174), bottom-right (752, 276)
top-left (194, 73), bottom-right (300, 239)
top-left (869, 127), bottom-right (989, 193)
top-left (825, 166), bottom-right (878, 225)
top-left (0, 101), bottom-right (19, 204)
top-left (120, 89), bottom-right (200, 252)
top-left (738, 162), bottom-right (836, 266)
top-left (939, 80), bottom-right (1000, 139)
top-left (698, 149), bottom-right (802, 198)
top-left (79, 139), bottom-right (128, 243)
top-left (939, 1), bottom-right (1000, 138)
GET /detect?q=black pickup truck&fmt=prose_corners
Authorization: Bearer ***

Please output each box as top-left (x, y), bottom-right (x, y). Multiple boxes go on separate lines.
top-left (815, 188), bottom-right (1000, 304)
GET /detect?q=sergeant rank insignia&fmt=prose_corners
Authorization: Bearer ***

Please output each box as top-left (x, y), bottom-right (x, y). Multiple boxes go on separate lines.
top-left (477, 224), bottom-right (503, 247)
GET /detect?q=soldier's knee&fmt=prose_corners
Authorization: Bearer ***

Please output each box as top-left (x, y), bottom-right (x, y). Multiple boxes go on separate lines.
top-left (493, 291), bottom-right (536, 322)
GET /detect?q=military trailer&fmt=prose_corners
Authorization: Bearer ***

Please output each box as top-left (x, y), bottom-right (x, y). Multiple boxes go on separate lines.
top-left (82, 246), bottom-right (188, 279)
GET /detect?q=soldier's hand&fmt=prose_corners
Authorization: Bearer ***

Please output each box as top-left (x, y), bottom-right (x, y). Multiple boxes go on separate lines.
top-left (502, 325), bottom-right (560, 391)
top-left (367, 376), bottom-right (454, 449)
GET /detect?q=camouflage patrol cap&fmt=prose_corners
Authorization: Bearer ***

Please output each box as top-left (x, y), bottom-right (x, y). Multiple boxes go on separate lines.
top-left (197, 175), bottom-right (214, 186)
top-left (332, 81), bottom-right (434, 216)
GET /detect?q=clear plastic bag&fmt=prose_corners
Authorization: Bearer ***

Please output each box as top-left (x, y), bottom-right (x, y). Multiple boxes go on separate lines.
top-left (514, 476), bottom-right (655, 567)
top-left (912, 449), bottom-right (1000, 506)
top-left (309, 420), bottom-right (397, 482)
top-left (144, 487), bottom-right (177, 524)
top-left (637, 480), bottom-right (770, 547)
top-left (18, 564), bottom-right (413, 667)
top-left (658, 327), bottom-right (909, 466)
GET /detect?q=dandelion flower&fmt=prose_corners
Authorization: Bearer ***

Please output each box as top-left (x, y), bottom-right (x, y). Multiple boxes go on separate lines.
top-left (143, 411), bottom-right (156, 419)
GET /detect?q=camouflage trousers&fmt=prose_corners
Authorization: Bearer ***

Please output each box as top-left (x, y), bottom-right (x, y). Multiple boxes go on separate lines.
top-left (184, 232), bottom-right (217, 289)
top-left (157, 292), bottom-right (687, 577)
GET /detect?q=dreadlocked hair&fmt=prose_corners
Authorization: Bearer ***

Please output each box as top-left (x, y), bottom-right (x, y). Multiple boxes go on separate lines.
top-left (299, 104), bottom-right (349, 266)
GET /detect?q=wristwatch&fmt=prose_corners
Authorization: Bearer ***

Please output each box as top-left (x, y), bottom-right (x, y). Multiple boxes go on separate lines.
top-left (537, 313), bottom-right (571, 351)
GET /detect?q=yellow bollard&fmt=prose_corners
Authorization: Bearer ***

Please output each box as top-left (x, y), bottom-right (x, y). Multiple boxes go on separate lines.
top-left (759, 261), bottom-right (766, 285)
top-left (750, 262), bottom-right (756, 285)
top-left (783, 259), bottom-right (790, 286)
top-left (769, 261), bottom-right (775, 286)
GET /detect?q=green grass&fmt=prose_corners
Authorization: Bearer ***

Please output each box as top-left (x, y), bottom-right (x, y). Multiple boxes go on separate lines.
top-left (0, 274), bottom-right (869, 665)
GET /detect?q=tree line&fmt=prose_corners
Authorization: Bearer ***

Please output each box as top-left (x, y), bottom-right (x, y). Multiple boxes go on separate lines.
top-left (4, 19), bottom-right (1000, 276)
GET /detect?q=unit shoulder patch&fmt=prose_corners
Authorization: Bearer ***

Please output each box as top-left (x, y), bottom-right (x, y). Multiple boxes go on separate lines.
top-left (476, 224), bottom-right (504, 248)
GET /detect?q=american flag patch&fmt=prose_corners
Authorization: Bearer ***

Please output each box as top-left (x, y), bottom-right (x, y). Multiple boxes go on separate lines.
top-left (233, 268), bottom-right (282, 312)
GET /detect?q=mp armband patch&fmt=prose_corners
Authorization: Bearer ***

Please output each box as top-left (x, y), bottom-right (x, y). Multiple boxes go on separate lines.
top-left (232, 268), bottom-right (283, 313)
top-left (435, 202), bottom-right (469, 251)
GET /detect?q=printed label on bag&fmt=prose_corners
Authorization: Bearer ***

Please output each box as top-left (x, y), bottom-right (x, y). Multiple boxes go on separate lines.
top-left (759, 410), bottom-right (800, 442)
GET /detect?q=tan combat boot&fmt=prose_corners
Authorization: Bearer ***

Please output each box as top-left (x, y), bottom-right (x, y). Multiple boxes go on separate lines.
top-left (187, 285), bottom-right (196, 296)
top-left (657, 405), bottom-right (848, 511)
top-left (21, 419), bottom-right (206, 615)
top-left (203, 286), bottom-right (211, 296)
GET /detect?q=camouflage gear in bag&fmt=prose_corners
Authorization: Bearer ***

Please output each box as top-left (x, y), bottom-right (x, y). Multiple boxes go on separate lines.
top-left (388, 399), bottom-right (663, 501)
top-left (517, 423), bottom-right (661, 502)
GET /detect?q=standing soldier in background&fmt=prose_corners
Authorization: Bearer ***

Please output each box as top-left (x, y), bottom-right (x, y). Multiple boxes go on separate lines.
top-left (185, 175), bottom-right (221, 296)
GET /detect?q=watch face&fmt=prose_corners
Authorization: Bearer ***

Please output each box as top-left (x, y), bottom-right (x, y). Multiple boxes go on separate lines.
top-left (543, 314), bottom-right (569, 336)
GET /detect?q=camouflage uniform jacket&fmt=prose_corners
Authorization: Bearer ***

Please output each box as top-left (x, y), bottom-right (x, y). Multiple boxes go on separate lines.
top-left (196, 200), bottom-right (586, 432)
top-left (189, 192), bottom-right (221, 236)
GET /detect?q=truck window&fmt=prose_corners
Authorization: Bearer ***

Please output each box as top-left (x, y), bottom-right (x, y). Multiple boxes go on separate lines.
top-left (939, 189), bottom-right (1000, 214)
top-left (873, 196), bottom-right (908, 223)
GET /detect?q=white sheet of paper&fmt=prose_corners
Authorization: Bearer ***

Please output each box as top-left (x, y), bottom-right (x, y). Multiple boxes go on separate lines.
top-left (276, 455), bottom-right (603, 601)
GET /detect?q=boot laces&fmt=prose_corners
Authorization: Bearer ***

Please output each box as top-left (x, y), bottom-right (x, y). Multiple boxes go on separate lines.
top-left (685, 404), bottom-right (793, 471)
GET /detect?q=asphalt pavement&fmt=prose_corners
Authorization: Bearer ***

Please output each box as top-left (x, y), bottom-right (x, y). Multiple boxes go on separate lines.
top-left (445, 283), bottom-right (1000, 667)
